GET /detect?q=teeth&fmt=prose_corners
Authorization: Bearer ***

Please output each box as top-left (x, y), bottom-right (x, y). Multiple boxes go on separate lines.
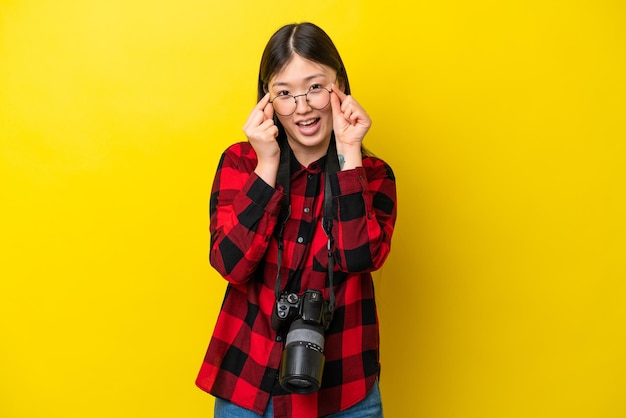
top-left (298, 119), bottom-right (317, 126)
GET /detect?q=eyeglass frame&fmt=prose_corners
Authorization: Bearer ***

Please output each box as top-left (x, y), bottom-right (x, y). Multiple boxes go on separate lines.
top-left (267, 85), bottom-right (334, 116)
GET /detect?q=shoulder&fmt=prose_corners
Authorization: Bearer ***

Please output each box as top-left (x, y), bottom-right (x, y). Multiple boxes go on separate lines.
top-left (219, 142), bottom-right (258, 171)
top-left (222, 141), bottom-right (257, 160)
top-left (362, 155), bottom-right (396, 181)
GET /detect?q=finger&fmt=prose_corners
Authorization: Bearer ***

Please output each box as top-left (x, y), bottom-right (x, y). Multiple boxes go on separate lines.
top-left (331, 83), bottom-right (348, 103)
top-left (244, 93), bottom-right (272, 129)
top-left (342, 98), bottom-right (369, 124)
top-left (256, 92), bottom-right (271, 110)
top-left (259, 118), bottom-right (276, 133)
top-left (341, 102), bottom-right (356, 122)
top-left (330, 85), bottom-right (344, 119)
top-left (262, 100), bottom-right (274, 121)
top-left (270, 124), bottom-right (279, 138)
top-left (341, 102), bottom-right (359, 126)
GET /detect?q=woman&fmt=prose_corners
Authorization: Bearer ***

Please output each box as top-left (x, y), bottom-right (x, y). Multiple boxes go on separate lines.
top-left (196, 22), bottom-right (397, 418)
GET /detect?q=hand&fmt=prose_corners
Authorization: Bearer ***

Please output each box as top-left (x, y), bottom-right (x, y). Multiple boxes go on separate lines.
top-left (243, 93), bottom-right (280, 161)
top-left (330, 84), bottom-right (371, 169)
top-left (243, 93), bottom-right (280, 184)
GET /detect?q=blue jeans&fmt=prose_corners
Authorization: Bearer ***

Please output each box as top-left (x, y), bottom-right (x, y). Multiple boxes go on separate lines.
top-left (214, 379), bottom-right (383, 418)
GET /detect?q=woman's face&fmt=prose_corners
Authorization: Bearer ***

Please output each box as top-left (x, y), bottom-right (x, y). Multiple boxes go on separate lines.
top-left (268, 54), bottom-right (337, 163)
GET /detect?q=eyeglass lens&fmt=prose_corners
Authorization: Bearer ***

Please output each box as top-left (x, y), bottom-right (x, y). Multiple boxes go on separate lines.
top-left (272, 88), bottom-right (331, 116)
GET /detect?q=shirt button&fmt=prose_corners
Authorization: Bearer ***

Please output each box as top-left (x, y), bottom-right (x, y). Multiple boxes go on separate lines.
top-left (308, 174), bottom-right (313, 179)
top-left (304, 207), bottom-right (310, 213)
top-left (297, 237), bottom-right (304, 244)
top-left (276, 335), bottom-right (282, 342)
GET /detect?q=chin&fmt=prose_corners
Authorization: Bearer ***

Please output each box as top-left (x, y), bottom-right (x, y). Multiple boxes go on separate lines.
top-left (287, 133), bottom-right (329, 151)
top-left (286, 126), bottom-right (333, 149)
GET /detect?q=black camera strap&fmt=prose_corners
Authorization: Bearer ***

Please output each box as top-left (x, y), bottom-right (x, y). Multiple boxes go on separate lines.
top-left (274, 137), bottom-right (292, 300)
top-left (322, 139), bottom-right (339, 316)
top-left (274, 136), bottom-right (338, 321)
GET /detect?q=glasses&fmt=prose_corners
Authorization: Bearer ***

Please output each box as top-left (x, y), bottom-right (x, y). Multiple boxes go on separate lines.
top-left (269, 86), bottom-right (332, 116)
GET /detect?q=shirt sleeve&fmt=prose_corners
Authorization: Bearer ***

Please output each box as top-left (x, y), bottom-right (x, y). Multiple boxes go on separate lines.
top-left (329, 157), bottom-right (397, 272)
top-left (209, 143), bottom-right (284, 284)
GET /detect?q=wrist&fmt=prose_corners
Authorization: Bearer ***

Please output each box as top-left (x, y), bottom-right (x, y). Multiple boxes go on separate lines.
top-left (254, 158), bottom-right (279, 186)
top-left (336, 145), bottom-right (362, 170)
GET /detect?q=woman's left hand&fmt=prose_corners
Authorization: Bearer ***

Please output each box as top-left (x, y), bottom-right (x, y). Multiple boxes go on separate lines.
top-left (330, 84), bottom-right (371, 169)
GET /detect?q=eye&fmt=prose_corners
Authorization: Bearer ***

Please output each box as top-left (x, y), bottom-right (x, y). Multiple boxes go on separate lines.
top-left (309, 84), bottom-right (324, 91)
top-left (276, 90), bottom-right (291, 97)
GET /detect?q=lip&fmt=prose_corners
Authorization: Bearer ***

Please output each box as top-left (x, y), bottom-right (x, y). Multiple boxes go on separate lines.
top-left (295, 117), bottom-right (320, 126)
top-left (295, 117), bottom-right (321, 135)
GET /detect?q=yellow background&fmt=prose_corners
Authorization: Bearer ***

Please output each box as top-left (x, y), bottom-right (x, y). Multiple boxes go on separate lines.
top-left (1, 1), bottom-right (625, 417)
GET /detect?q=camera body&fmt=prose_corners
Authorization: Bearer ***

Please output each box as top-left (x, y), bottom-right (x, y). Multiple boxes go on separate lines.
top-left (271, 289), bottom-right (330, 332)
top-left (271, 289), bottom-right (331, 394)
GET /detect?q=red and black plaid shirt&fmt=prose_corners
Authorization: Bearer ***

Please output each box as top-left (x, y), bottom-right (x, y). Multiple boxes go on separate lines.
top-left (196, 141), bottom-right (397, 418)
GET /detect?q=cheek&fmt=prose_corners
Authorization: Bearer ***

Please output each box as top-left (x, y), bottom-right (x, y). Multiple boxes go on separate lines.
top-left (275, 114), bottom-right (289, 126)
top-left (275, 115), bottom-right (293, 135)
top-left (321, 107), bottom-right (333, 124)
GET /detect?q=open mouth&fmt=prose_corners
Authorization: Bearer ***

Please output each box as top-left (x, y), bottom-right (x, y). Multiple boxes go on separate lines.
top-left (294, 117), bottom-right (322, 136)
top-left (296, 118), bottom-right (320, 127)
top-left (292, 116), bottom-right (324, 137)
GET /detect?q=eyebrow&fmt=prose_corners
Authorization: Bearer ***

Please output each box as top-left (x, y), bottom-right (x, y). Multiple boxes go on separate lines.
top-left (271, 73), bottom-right (328, 89)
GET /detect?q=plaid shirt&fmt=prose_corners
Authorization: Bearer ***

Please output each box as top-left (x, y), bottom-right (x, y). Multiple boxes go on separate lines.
top-left (196, 141), bottom-right (397, 418)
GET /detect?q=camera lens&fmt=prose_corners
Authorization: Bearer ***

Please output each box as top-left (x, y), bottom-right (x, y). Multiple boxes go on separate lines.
top-left (287, 378), bottom-right (313, 389)
top-left (279, 319), bottom-right (325, 394)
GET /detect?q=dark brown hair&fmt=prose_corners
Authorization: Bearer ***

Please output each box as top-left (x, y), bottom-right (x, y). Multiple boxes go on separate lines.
top-left (257, 22), bottom-right (351, 102)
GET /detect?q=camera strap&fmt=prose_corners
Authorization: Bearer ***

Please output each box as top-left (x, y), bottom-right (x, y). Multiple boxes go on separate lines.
top-left (322, 139), bottom-right (339, 316)
top-left (274, 137), bottom-right (292, 300)
top-left (274, 136), bottom-right (338, 320)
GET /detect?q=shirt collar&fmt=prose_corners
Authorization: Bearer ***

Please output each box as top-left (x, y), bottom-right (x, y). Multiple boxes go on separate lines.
top-left (289, 148), bottom-right (328, 176)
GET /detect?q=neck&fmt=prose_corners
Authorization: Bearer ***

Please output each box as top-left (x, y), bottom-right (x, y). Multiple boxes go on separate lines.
top-left (287, 136), bottom-right (331, 167)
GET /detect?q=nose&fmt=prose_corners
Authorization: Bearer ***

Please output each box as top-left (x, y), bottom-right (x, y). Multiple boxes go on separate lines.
top-left (293, 93), bottom-right (312, 114)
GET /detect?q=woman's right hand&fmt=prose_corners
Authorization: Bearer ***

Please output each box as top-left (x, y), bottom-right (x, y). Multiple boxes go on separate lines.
top-left (243, 93), bottom-right (280, 185)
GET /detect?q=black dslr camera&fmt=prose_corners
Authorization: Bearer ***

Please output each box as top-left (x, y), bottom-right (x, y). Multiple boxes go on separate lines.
top-left (271, 289), bottom-right (331, 394)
